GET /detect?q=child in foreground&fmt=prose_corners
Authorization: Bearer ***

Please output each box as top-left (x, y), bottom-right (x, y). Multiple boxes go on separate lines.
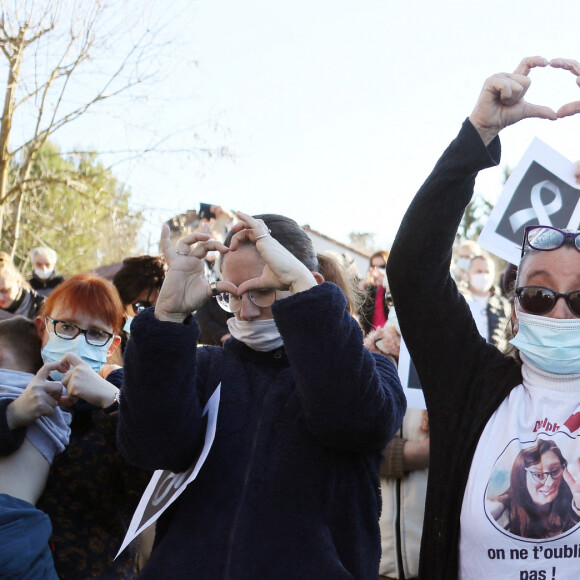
top-left (0, 316), bottom-right (70, 579)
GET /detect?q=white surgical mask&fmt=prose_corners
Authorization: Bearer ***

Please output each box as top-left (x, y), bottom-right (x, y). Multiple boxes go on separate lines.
top-left (34, 268), bottom-right (53, 280)
top-left (227, 318), bottom-right (283, 352)
top-left (469, 273), bottom-right (492, 293)
top-left (510, 310), bottom-right (580, 374)
top-left (41, 333), bottom-right (111, 380)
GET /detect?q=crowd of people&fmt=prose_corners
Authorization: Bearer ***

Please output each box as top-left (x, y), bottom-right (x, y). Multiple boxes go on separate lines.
top-left (1, 55), bottom-right (580, 579)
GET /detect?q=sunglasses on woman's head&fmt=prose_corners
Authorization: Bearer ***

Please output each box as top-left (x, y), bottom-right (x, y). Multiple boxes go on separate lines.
top-left (515, 286), bottom-right (580, 317)
top-left (521, 225), bottom-right (580, 257)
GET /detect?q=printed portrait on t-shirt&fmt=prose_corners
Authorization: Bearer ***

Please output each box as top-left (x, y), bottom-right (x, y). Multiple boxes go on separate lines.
top-left (485, 434), bottom-right (580, 541)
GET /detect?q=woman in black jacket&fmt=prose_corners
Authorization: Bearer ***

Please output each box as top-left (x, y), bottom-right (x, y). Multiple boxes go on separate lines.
top-left (388, 56), bottom-right (580, 579)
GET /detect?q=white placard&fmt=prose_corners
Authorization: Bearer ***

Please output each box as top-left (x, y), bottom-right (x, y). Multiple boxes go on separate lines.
top-left (398, 338), bottom-right (425, 410)
top-left (116, 383), bottom-right (221, 558)
top-left (478, 138), bottom-right (580, 265)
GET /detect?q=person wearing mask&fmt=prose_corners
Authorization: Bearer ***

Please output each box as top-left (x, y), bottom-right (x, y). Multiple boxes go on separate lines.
top-left (462, 253), bottom-right (511, 345)
top-left (387, 56), bottom-right (580, 578)
top-left (451, 240), bottom-right (481, 284)
top-left (358, 250), bottom-right (391, 336)
top-left (0, 253), bottom-right (44, 321)
top-left (0, 273), bottom-right (150, 578)
top-left (112, 255), bottom-right (167, 356)
top-left (28, 247), bottom-right (65, 298)
top-left (118, 212), bottom-right (406, 579)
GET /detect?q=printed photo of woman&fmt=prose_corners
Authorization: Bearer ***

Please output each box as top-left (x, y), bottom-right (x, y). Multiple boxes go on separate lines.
top-left (487, 439), bottom-right (580, 539)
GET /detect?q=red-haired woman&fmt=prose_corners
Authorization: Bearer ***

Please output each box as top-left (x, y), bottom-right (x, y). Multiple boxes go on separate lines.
top-left (0, 273), bottom-right (149, 579)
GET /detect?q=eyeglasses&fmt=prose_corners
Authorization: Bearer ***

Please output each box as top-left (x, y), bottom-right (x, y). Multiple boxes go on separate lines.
top-left (521, 225), bottom-right (580, 257)
top-left (515, 286), bottom-right (580, 317)
top-left (46, 317), bottom-right (113, 347)
top-left (525, 461), bottom-right (567, 484)
top-left (130, 301), bottom-right (152, 316)
top-left (215, 289), bottom-right (276, 313)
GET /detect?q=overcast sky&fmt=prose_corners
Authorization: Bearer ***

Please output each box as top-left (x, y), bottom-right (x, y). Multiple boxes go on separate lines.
top-left (54, 0), bottom-right (580, 253)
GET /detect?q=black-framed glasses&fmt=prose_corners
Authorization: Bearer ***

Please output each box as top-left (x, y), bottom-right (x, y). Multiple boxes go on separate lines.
top-left (46, 317), bottom-right (113, 347)
top-left (130, 301), bottom-right (152, 316)
top-left (521, 225), bottom-right (580, 257)
top-left (515, 286), bottom-right (580, 317)
top-left (525, 461), bottom-right (567, 484)
top-left (215, 289), bottom-right (276, 313)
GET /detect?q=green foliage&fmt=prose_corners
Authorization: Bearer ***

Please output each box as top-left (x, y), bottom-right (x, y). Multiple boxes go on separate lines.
top-left (2, 142), bottom-right (144, 275)
top-left (457, 193), bottom-right (493, 241)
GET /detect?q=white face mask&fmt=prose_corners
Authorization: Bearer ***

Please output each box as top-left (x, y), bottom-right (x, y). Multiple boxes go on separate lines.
top-left (469, 273), bottom-right (492, 293)
top-left (227, 318), bottom-right (283, 351)
top-left (34, 268), bottom-right (54, 280)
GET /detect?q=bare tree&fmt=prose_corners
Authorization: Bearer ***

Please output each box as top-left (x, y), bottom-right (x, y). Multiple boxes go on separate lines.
top-left (0, 0), bottom-right (199, 261)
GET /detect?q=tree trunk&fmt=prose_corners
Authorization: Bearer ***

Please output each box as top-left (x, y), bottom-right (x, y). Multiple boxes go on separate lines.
top-left (0, 26), bottom-right (28, 239)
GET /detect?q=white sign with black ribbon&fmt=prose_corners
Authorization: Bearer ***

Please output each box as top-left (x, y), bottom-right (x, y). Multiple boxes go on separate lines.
top-left (116, 383), bottom-right (221, 558)
top-left (478, 138), bottom-right (580, 265)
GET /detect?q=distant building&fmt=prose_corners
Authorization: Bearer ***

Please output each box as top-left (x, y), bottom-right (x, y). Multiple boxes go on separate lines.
top-left (302, 225), bottom-right (371, 279)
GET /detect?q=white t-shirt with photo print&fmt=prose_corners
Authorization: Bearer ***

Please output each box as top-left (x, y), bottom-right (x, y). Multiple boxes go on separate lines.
top-left (459, 355), bottom-right (580, 580)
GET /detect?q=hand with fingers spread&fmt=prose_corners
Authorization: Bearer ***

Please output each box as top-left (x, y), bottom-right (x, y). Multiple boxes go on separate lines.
top-left (155, 223), bottom-right (233, 323)
top-left (229, 212), bottom-right (318, 296)
top-left (469, 56), bottom-right (557, 145)
top-left (60, 352), bottom-right (119, 409)
top-left (6, 361), bottom-right (68, 430)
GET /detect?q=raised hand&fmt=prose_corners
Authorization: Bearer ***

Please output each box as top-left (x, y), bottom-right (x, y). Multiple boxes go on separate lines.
top-left (550, 58), bottom-right (580, 118)
top-left (155, 223), bottom-right (233, 323)
top-left (469, 56), bottom-right (557, 145)
top-left (229, 212), bottom-right (318, 296)
top-left (6, 361), bottom-right (68, 430)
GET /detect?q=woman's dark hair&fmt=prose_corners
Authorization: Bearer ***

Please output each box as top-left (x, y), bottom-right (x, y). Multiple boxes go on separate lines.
top-left (112, 255), bottom-right (167, 305)
top-left (224, 214), bottom-right (318, 271)
top-left (497, 439), bottom-right (579, 538)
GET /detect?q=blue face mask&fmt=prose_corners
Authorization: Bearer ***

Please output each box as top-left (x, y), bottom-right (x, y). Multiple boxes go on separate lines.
top-left (509, 310), bottom-right (580, 374)
top-left (41, 333), bottom-right (111, 380)
top-left (123, 316), bottom-right (133, 334)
